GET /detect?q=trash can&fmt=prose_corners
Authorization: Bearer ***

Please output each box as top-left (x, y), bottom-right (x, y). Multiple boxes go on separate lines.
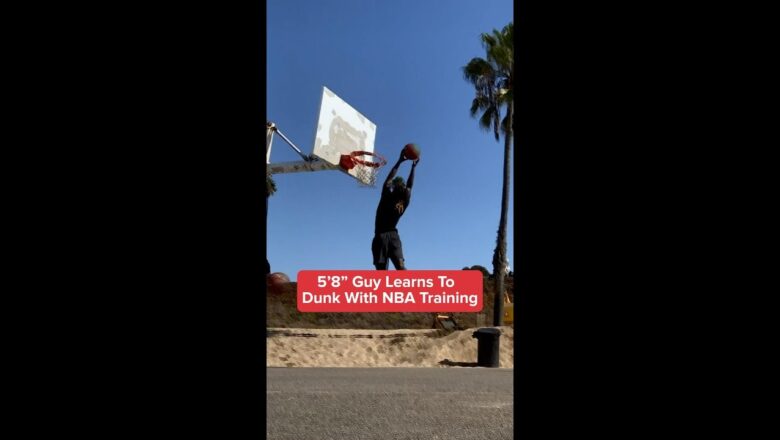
top-left (472, 327), bottom-right (501, 367)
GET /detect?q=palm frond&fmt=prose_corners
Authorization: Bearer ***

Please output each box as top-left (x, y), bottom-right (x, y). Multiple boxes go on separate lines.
top-left (470, 95), bottom-right (492, 117)
top-left (266, 169), bottom-right (277, 197)
top-left (464, 22), bottom-right (513, 144)
top-left (478, 106), bottom-right (500, 141)
top-left (478, 108), bottom-right (493, 131)
top-left (493, 109), bottom-right (500, 141)
top-left (462, 57), bottom-right (494, 83)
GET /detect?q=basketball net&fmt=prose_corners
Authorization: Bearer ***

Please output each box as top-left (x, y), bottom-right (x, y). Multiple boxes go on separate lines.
top-left (340, 151), bottom-right (387, 188)
top-left (355, 164), bottom-right (379, 187)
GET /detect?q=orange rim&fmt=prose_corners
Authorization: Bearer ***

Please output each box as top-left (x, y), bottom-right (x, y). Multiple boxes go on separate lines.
top-left (350, 151), bottom-right (387, 168)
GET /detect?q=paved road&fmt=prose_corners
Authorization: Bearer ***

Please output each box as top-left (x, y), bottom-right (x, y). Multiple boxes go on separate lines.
top-left (267, 368), bottom-right (514, 440)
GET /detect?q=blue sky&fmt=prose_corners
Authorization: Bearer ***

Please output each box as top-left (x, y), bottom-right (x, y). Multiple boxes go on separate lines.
top-left (267, 0), bottom-right (514, 281)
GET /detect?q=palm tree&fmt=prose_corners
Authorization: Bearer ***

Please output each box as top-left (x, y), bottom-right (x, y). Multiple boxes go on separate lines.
top-left (462, 22), bottom-right (513, 326)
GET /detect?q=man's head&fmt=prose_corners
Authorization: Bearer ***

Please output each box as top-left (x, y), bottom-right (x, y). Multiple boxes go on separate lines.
top-left (391, 176), bottom-right (406, 191)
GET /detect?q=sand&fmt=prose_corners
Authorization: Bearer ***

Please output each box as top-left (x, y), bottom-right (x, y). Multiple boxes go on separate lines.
top-left (267, 326), bottom-right (513, 368)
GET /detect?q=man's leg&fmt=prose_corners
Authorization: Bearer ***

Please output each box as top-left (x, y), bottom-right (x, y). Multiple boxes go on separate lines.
top-left (389, 232), bottom-right (406, 270)
top-left (372, 234), bottom-right (388, 270)
top-left (390, 257), bottom-right (405, 270)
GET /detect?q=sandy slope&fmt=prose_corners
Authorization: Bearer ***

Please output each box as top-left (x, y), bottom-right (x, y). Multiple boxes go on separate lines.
top-left (267, 326), bottom-right (513, 368)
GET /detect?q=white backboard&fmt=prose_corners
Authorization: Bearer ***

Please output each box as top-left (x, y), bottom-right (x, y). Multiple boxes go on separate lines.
top-left (312, 87), bottom-right (377, 183)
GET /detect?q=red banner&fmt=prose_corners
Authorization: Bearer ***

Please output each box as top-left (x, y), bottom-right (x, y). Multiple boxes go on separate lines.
top-left (296, 270), bottom-right (483, 312)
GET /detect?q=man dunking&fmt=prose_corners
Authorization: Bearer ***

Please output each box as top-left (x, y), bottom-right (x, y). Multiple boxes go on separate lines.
top-left (372, 149), bottom-right (419, 270)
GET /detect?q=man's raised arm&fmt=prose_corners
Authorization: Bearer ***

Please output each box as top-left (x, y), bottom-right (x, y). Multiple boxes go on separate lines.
top-left (406, 159), bottom-right (419, 190)
top-left (383, 150), bottom-right (407, 188)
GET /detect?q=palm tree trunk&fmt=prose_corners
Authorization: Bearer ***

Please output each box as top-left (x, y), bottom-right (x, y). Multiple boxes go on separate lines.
top-left (492, 101), bottom-right (513, 326)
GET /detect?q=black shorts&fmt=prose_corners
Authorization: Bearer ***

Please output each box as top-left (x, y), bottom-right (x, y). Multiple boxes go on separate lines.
top-left (372, 230), bottom-right (404, 269)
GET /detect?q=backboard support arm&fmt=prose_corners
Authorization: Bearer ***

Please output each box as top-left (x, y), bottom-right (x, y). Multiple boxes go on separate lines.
top-left (266, 120), bottom-right (343, 175)
top-left (266, 121), bottom-right (314, 163)
top-left (267, 159), bottom-right (339, 175)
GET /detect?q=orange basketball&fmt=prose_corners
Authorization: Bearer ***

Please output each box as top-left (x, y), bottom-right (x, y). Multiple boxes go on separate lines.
top-left (403, 143), bottom-right (420, 160)
top-left (266, 272), bottom-right (290, 294)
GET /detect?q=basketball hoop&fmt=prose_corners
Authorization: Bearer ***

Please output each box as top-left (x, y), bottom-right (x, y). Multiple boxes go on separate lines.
top-left (339, 150), bottom-right (387, 187)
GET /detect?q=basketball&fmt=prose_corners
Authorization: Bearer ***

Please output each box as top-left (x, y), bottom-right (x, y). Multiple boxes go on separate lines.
top-left (403, 143), bottom-right (421, 160)
top-left (267, 272), bottom-right (290, 294)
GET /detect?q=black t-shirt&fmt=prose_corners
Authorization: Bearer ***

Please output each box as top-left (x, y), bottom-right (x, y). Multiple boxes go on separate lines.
top-left (374, 185), bottom-right (411, 233)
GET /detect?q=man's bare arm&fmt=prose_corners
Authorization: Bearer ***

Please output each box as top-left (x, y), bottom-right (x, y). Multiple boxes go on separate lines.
top-left (383, 150), bottom-right (407, 188)
top-left (406, 159), bottom-right (419, 190)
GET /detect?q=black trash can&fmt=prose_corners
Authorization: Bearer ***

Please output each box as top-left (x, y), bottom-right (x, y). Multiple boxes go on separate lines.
top-left (472, 327), bottom-right (501, 367)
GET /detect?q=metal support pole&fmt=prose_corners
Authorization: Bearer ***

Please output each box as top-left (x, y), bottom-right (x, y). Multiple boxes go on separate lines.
top-left (266, 121), bottom-right (312, 162)
top-left (266, 122), bottom-right (276, 164)
top-left (274, 128), bottom-right (312, 162)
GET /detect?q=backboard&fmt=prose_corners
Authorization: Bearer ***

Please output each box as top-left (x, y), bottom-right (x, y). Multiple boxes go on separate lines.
top-left (312, 87), bottom-right (378, 184)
